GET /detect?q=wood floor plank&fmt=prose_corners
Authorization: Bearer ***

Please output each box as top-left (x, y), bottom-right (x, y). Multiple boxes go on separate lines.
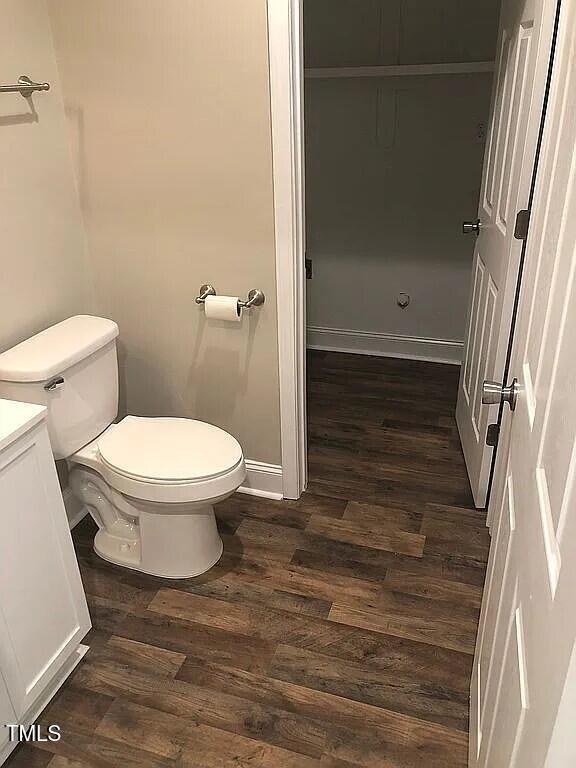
top-left (48, 757), bottom-right (96, 768)
top-left (74, 657), bottom-right (326, 758)
top-left (151, 587), bottom-right (473, 688)
top-left (4, 747), bottom-right (53, 768)
top-left (98, 698), bottom-right (321, 767)
top-left (269, 589), bottom-right (332, 618)
top-left (38, 685), bottom-right (113, 738)
top-left (77, 562), bottom-right (155, 608)
top-left (290, 538), bottom-right (442, 580)
top-left (175, 657), bottom-right (468, 768)
top-left (177, 619), bottom-right (472, 694)
top-left (88, 635), bottom-right (186, 678)
top-left (6, 352), bottom-right (488, 768)
top-left (268, 644), bottom-right (469, 731)
top-left (423, 537), bottom-right (489, 567)
top-left (178, 725), bottom-right (321, 768)
top-left (322, 721), bottom-right (467, 768)
top-left (342, 500), bottom-right (423, 533)
top-left (84, 595), bottom-right (129, 636)
top-left (423, 503), bottom-right (488, 528)
top-left (319, 756), bottom-right (366, 768)
top-left (174, 556), bottom-right (332, 618)
top-left (329, 601), bottom-right (477, 655)
top-left (421, 512), bottom-right (490, 565)
top-left (421, 510), bottom-right (490, 540)
top-left (306, 514), bottom-right (426, 557)
top-left (384, 570), bottom-right (483, 608)
top-left (117, 607), bottom-right (277, 674)
top-left (95, 698), bottom-right (184, 758)
top-left (19, 729), bottom-right (176, 768)
top-left (230, 518), bottom-right (305, 563)
top-left (218, 492), bottom-right (347, 529)
top-left (292, 544), bottom-right (485, 594)
top-left (154, 556), bottom-right (383, 611)
top-left (151, 571), bottom-right (461, 640)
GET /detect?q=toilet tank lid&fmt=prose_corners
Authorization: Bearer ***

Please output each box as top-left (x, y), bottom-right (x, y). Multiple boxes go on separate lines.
top-left (0, 315), bottom-right (119, 383)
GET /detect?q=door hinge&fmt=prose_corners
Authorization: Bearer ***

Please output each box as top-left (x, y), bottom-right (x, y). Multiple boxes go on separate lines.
top-left (514, 209), bottom-right (530, 240)
top-left (486, 423), bottom-right (500, 447)
top-left (305, 258), bottom-right (313, 280)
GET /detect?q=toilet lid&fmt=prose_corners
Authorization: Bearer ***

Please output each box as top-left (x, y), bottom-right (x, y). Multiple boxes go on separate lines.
top-left (98, 416), bottom-right (243, 483)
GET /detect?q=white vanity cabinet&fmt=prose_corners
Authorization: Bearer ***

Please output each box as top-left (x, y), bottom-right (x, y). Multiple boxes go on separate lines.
top-left (0, 671), bottom-right (16, 756)
top-left (0, 400), bottom-right (90, 763)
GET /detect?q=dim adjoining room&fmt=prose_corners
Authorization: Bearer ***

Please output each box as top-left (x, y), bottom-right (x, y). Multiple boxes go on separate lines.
top-left (1, 1), bottom-right (576, 767)
top-left (303, 0), bottom-right (499, 509)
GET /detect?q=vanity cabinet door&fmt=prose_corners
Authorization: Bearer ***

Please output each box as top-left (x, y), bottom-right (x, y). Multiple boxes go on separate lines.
top-left (0, 670), bottom-right (16, 756)
top-left (0, 422), bottom-right (91, 719)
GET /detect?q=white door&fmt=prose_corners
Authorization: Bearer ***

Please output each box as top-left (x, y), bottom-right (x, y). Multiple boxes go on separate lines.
top-left (0, 422), bottom-right (91, 718)
top-left (470, 0), bottom-right (576, 764)
top-left (456, 0), bottom-right (558, 508)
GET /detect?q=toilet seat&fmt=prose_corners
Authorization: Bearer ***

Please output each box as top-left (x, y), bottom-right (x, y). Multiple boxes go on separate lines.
top-left (72, 415), bottom-right (246, 504)
top-left (99, 416), bottom-right (244, 483)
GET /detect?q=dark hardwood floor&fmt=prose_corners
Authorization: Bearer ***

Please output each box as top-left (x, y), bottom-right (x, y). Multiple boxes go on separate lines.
top-left (7, 351), bottom-right (489, 768)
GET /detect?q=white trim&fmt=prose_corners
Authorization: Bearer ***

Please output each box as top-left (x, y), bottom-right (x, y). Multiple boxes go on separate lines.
top-left (267, 0), bottom-right (307, 500)
top-left (307, 326), bottom-right (463, 365)
top-left (305, 61), bottom-right (495, 79)
top-left (62, 486), bottom-right (88, 529)
top-left (238, 460), bottom-right (284, 500)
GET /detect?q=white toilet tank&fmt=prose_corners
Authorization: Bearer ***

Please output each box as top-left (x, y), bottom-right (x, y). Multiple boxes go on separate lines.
top-left (0, 316), bottom-right (119, 459)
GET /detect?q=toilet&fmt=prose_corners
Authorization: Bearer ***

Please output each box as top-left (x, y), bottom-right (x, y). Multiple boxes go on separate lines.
top-left (0, 315), bottom-right (246, 578)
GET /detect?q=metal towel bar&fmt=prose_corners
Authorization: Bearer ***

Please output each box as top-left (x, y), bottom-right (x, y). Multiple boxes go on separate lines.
top-left (0, 75), bottom-right (50, 98)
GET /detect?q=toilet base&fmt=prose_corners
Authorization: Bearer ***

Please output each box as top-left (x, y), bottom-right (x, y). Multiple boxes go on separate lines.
top-left (94, 507), bottom-right (224, 579)
top-left (93, 524), bottom-right (224, 579)
top-left (92, 506), bottom-right (224, 579)
top-left (69, 465), bottom-right (226, 579)
top-left (94, 527), bottom-right (142, 572)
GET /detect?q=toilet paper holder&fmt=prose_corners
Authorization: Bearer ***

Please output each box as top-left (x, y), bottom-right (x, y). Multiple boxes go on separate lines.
top-left (195, 284), bottom-right (265, 309)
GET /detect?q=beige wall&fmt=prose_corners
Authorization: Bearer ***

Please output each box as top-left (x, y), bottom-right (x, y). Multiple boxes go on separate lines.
top-left (48, 0), bottom-right (281, 464)
top-left (0, 0), bottom-right (95, 353)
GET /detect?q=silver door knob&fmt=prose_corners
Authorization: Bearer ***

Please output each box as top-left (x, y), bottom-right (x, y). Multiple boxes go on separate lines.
top-left (463, 219), bottom-right (482, 235)
top-left (482, 379), bottom-right (518, 411)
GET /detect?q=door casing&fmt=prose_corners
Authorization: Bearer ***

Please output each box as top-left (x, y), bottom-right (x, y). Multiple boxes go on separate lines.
top-left (267, 0), bottom-right (307, 500)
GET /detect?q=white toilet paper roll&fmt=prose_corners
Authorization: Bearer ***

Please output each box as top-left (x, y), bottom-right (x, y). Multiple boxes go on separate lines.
top-left (204, 295), bottom-right (242, 322)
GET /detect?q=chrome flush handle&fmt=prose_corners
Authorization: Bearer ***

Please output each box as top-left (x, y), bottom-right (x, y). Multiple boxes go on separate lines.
top-left (44, 376), bottom-right (65, 392)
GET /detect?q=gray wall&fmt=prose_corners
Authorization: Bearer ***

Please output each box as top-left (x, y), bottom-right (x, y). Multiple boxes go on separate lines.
top-left (305, 0), bottom-right (500, 357)
top-left (0, 0), bottom-right (95, 354)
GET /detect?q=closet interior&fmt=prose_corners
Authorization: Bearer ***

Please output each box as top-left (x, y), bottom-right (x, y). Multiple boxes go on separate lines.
top-left (304, 0), bottom-right (501, 364)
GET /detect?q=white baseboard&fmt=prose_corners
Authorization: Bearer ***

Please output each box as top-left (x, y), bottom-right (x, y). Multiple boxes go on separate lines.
top-left (307, 325), bottom-right (463, 365)
top-left (62, 487), bottom-right (88, 530)
top-left (238, 460), bottom-right (283, 500)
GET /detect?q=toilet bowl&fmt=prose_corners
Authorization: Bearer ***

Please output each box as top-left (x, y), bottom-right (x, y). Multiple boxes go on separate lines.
top-left (69, 416), bottom-right (246, 578)
top-left (0, 315), bottom-right (247, 579)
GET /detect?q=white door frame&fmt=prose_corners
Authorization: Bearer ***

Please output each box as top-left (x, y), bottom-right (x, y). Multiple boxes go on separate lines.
top-left (267, 0), bottom-right (307, 500)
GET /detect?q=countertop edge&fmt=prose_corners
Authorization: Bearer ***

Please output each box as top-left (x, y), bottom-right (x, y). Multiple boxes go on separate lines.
top-left (0, 399), bottom-right (47, 454)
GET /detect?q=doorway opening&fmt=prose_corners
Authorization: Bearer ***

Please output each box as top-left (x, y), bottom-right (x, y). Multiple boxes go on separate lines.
top-left (301, 0), bottom-right (501, 506)
top-left (304, 1), bottom-right (500, 367)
